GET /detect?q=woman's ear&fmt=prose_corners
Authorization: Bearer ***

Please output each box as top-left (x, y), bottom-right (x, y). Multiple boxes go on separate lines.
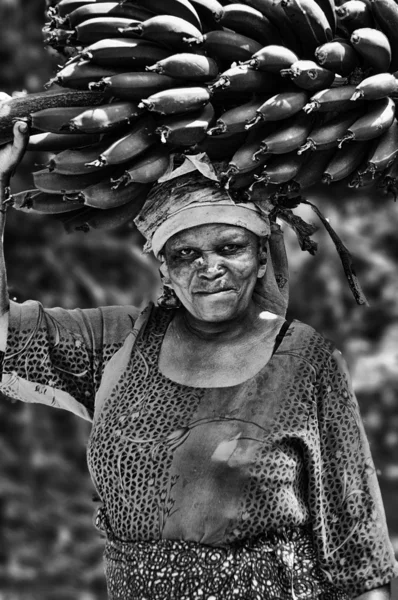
top-left (159, 260), bottom-right (171, 285)
top-left (257, 238), bottom-right (268, 279)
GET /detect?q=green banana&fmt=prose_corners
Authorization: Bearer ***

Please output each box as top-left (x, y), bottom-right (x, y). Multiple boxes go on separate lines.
top-left (121, 15), bottom-right (203, 50)
top-left (65, 178), bottom-right (148, 209)
top-left (370, 0), bottom-right (398, 71)
top-left (190, 130), bottom-right (247, 159)
top-left (281, 0), bottom-right (333, 54)
top-left (280, 60), bottom-right (335, 91)
top-left (10, 189), bottom-right (83, 214)
top-left (315, 41), bottom-right (361, 76)
top-left (350, 27), bottom-right (391, 73)
top-left (155, 102), bottom-right (215, 145)
top-left (146, 53), bottom-right (218, 81)
top-left (86, 115), bottom-right (156, 167)
top-left (336, 0), bottom-right (374, 33)
top-left (0, 88), bottom-right (104, 144)
top-left (30, 105), bottom-right (105, 133)
top-left (80, 38), bottom-right (170, 68)
top-left (359, 118), bottom-right (398, 176)
top-left (322, 141), bottom-right (369, 182)
top-left (47, 139), bottom-right (119, 174)
top-left (351, 72), bottom-right (398, 101)
top-left (246, 45), bottom-right (298, 72)
top-left (286, 148), bottom-right (335, 191)
top-left (33, 168), bottom-right (113, 194)
top-left (189, 0), bottom-right (224, 30)
top-left (303, 84), bottom-right (361, 112)
top-left (297, 109), bottom-right (363, 153)
top-left (313, 0), bottom-right (336, 33)
top-left (63, 3), bottom-right (154, 28)
top-left (68, 102), bottom-right (142, 133)
top-left (338, 96), bottom-right (395, 145)
top-left (27, 131), bottom-right (100, 151)
top-left (89, 72), bottom-right (180, 100)
top-left (207, 97), bottom-right (267, 135)
top-left (66, 184), bottom-right (151, 231)
top-left (245, 90), bottom-right (308, 129)
top-left (378, 156), bottom-right (398, 199)
top-left (138, 87), bottom-right (211, 115)
top-left (71, 17), bottom-right (144, 46)
top-left (119, 0), bottom-right (202, 31)
top-left (111, 146), bottom-right (170, 186)
top-left (223, 124), bottom-right (275, 181)
top-left (46, 60), bottom-right (120, 89)
top-left (254, 150), bottom-right (307, 184)
top-left (253, 112), bottom-right (314, 155)
top-left (218, 3), bottom-right (283, 45)
top-left (209, 65), bottom-right (277, 94)
top-left (51, 0), bottom-right (97, 18)
top-left (201, 30), bottom-right (262, 63)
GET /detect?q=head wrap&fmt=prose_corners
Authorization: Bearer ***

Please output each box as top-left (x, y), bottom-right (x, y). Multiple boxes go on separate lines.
top-left (134, 163), bottom-right (290, 317)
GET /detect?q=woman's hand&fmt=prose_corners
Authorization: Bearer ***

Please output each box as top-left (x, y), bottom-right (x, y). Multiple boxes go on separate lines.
top-left (0, 118), bottom-right (30, 186)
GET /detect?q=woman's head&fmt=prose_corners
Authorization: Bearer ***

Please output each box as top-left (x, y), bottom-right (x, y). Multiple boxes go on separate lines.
top-left (162, 223), bottom-right (267, 322)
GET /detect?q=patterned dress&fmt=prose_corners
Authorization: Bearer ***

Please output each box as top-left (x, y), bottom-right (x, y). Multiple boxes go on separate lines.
top-left (1, 300), bottom-right (397, 600)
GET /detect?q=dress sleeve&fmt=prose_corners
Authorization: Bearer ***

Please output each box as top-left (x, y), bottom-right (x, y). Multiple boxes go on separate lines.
top-left (308, 348), bottom-right (398, 597)
top-left (0, 300), bottom-right (139, 421)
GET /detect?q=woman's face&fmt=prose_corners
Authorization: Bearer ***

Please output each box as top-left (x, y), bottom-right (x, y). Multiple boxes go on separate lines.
top-left (163, 224), bottom-right (267, 323)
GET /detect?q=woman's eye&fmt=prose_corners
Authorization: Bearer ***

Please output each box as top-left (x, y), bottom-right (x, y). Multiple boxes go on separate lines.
top-left (178, 248), bottom-right (197, 258)
top-left (220, 244), bottom-right (241, 254)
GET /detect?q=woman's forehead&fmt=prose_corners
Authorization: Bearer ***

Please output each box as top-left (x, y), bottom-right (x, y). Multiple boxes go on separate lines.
top-left (167, 224), bottom-right (255, 247)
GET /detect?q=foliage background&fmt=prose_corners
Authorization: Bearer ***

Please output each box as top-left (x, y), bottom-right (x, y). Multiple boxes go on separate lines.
top-left (0, 1), bottom-right (397, 598)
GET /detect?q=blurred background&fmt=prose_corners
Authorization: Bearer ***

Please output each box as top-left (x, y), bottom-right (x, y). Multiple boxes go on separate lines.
top-left (0, 1), bottom-right (397, 598)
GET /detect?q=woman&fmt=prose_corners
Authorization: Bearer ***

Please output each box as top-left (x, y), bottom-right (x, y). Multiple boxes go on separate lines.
top-left (0, 122), bottom-right (397, 600)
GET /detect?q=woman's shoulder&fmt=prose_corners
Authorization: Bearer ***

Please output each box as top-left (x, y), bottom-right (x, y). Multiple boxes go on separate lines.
top-left (281, 317), bottom-right (336, 371)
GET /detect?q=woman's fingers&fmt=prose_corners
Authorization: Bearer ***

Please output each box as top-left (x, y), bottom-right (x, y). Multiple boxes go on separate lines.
top-left (0, 92), bottom-right (12, 105)
top-left (0, 120), bottom-right (30, 184)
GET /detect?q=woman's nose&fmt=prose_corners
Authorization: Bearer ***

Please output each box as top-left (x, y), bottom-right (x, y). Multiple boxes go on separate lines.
top-left (196, 252), bottom-right (225, 279)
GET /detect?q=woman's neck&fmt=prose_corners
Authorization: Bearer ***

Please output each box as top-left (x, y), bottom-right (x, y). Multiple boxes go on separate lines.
top-left (177, 302), bottom-right (273, 343)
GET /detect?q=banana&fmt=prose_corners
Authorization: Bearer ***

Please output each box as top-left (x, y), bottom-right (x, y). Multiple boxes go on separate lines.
top-left (63, 3), bottom-right (154, 28)
top-left (255, 150), bottom-right (307, 184)
top-left (189, 0), bottom-right (224, 30)
top-left (46, 60), bottom-right (120, 89)
top-left (297, 110), bottom-right (363, 153)
top-left (72, 17), bottom-right (144, 46)
top-left (189, 130), bottom-right (247, 159)
top-left (121, 15), bottom-right (203, 50)
top-left (370, 0), bottom-right (398, 71)
top-left (253, 112), bottom-right (314, 155)
top-left (66, 185), bottom-right (151, 231)
top-left (350, 27), bottom-right (391, 73)
top-left (0, 88), bottom-right (104, 144)
top-left (223, 124), bottom-right (275, 182)
top-left (47, 139), bottom-right (119, 174)
top-left (89, 72), bottom-right (180, 99)
top-left (218, 4), bottom-right (283, 45)
top-left (315, 41), bottom-right (361, 76)
top-left (30, 105), bottom-right (105, 133)
top-left (43, 26), bottom-right (75, 51)
top-left (27, 131), bottom-right (100, 151)
top-left (65, 178), bottom-right (148, 209)
top-left (321, 141), bottom-right (369, 182)
top-left (281, 0), bottom-right (333, 54)
top-left (337, 96), bottom-right (395, 145)
top-left (79, 38), bottom-right (170, 68)
top-left (201, 30), bottom-right (262, 63)
top-left (280, 60), bottom-right (335, 91)
top-left (378, 156), bottom-right (398, 199)
top-left (33, 168), bottom-right (113, 194)
top-left (245, 90), bottom-right (308, 129)
top-left (359, 118), bottom-right (398, 176)
top-left (155, 102), bottom-right (215, 145)
top-left (68, 101), bottom-right (142, 133)
top-left (313, 0), bottom-right (337, 33)
top-left (303, 84), bottom-right (361, 112)
top-left (56, 207), bottom-right (98, 232)
top-left (246, 45), bottom-right (298, 72)
top-left (111, 146), bottom-right (170, 186)
top-left (351, 73), bottom-right (398, 101)
top-left (138, 87), bottom-right (211, 115)
top-left (86, 115), bottom-right (156, 167)
top-left (285, 148), bottom-right (335, 191)
top-left (52, 0), bottom-right (97, 18)
top-left (146, 53), bottom-right (218, 81)
top-left (10, 189), bottom-right (83, 214)
top-left (336, 0), bottom-right (374, 33)
top-left (207, 97), bottom-right (267, 135)
top-left (209, 65), bottom-right (277, 94)
top-left (119, 0), bottom-right (202, 31)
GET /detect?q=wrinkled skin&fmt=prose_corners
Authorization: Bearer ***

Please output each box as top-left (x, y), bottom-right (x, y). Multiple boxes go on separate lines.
top-left (162, 223), bottom-right (267, 329)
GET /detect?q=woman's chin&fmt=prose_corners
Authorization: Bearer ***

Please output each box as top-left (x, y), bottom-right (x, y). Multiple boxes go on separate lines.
top-left (189, 292), bottom-right (243, 322)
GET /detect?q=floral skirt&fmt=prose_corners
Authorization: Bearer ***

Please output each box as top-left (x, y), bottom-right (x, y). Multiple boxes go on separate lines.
top-left (96, 512), bottom-right (349, 600)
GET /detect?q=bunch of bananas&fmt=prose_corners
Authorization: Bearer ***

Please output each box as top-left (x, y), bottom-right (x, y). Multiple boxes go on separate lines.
top-left (3, 0), bottom-right (398, 233)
